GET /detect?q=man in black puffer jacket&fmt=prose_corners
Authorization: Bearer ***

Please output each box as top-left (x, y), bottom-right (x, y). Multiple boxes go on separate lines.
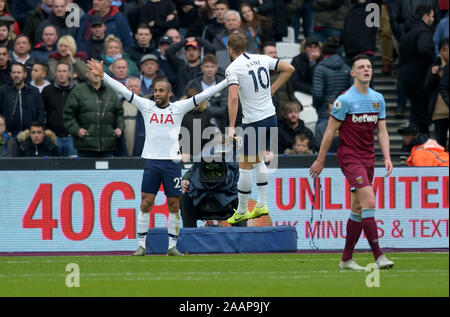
top-left (400, 4), bottom-right (436, 135)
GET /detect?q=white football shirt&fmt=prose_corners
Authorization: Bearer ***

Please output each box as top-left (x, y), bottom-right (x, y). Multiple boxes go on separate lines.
top-left (103, 73), bottom-right (227, 160)
top-left (225, 52), bottom-right (279, 124)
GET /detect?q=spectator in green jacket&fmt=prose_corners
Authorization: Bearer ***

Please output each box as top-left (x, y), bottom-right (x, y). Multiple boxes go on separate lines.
top-left (63, 66), bottom-right (124, 158)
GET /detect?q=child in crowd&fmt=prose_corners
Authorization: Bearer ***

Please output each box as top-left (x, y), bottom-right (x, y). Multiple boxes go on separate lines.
top-left (285, 133), bottom-right (313, 154)
top-left (30, 62), bottom-right (50, 93)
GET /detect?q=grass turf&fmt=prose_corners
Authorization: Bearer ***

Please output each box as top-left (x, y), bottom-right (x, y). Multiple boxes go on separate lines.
top-left (0, 252), bottom-right (448, 297)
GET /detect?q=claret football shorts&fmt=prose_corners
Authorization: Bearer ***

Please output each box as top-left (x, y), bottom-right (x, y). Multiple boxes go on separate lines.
top-left (339, 158), bottom-right (374, 191)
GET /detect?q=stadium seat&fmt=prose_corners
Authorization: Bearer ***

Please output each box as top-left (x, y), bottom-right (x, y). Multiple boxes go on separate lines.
top-left (276, 42), bottom-right (300, 61)
top-left (282, 26), bottom-right (295, 43)
top-left (299, 106), bottom-right (318, 134)
top-left (294, 91), bottom-right (313, 107)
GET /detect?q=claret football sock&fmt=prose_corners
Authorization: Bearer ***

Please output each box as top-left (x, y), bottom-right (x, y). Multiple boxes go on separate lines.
top-left (361, 208), bottom-right (383, 260)
top-left (342, 213), bottom-right (363, 262)
top-left (237, 169), bottom-right (253, 214)
top-left (168, 212), bottom-right (181, 249)
top-left (137, 211), bottom-right (150, 248)
top-left (254, 162), bottom-right (268, 208)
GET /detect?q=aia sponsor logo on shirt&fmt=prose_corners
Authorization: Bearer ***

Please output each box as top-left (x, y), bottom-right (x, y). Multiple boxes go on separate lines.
top-left (351, 113), bottom-right (378, 123)
top-left (149, 113), bottom-right (174, 125)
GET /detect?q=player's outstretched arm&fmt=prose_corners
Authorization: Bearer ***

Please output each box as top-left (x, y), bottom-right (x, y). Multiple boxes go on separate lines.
top-left (377, 119), bottom-right (393, 177)
top-left (271, 60), bottom-right (295, 96)
top-left (193, 79), bottom-right (227, 105)
top-left (87, 59), bottom-right (148, 110)
top-left (310, 116), bottom-right (341, 178)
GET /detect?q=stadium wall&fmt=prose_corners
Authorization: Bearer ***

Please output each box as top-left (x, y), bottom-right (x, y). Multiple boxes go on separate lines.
top-left (0, 159), bottom-right (447, 252)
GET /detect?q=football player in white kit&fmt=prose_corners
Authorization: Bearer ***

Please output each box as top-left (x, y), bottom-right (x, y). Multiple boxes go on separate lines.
top-left (225, 31), bottom-right (295, 224)
top-left (87, 59), bottom-right (227, 256)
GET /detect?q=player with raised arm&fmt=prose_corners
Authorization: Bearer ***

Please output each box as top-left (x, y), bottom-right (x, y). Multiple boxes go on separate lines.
top-left (225, 31), bottom-right (295, 224)
top-left (87, 58), bottom-right (227, 256)
top-left (310, 55), bottom-right (394, 270)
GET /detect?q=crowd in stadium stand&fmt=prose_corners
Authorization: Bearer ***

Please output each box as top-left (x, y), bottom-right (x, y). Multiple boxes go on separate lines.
top-left (0, 0), bottom-right (448, 159)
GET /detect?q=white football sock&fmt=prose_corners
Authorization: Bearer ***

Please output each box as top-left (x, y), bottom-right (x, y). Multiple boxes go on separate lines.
top-left (237, 168), bottom-right (253, 214)
top-left (254, 162), bottom-right (268, 208)
top-left (168, 212), bottom-right (180, 249)
top-left (137, 211), bottom-right (150, 248)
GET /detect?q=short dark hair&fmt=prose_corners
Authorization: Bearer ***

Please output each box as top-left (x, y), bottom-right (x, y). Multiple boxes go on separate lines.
top-left (136, 23), bottom-right (152, 33)
top-left (439, 38), bottom-right (449, 50)
top-left (216, 0), bottom-right (230, 8)
top-left (33, 62), bottom-right (49, 74)
top-left (10, 62), bottom-right (26, 72)
top-left (260, 42), bottom-right (276, 54)
top-left (13, 34), bottom-right (31, 46)
top-left (0, 21), bottom-right (9, 29)
top-left (202, 53), bottom-right (217, 65)
top-left (321, 37), bottom-right (340, 55)
top-left (152, 77), bottom-right (172, 92)
top-left (294, 133), bottom-right (311, 146)
top-left (30, 121), bottom-right (45, 130)
top-left (351, 54), bottom-right (373, 68)
top-left (56, 60), bottom-right (71, 71)
top-left (415, 4), bottom-right (434, 18)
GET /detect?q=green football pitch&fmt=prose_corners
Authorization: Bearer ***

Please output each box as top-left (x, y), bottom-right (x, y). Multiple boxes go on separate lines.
top-left (0, 252), bottom-right (448, 297)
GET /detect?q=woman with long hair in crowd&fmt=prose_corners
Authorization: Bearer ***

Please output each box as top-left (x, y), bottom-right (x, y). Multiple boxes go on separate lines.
top-left (238, 2), bottom-right (275, 50)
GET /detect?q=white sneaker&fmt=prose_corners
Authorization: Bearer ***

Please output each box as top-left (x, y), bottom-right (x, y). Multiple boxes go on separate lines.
top-left (339, 259), bottom-right (367, 271)
top-left (375, 255), bottom-right (394, 269)
top-left (167, 246), bottom-right (184, 256)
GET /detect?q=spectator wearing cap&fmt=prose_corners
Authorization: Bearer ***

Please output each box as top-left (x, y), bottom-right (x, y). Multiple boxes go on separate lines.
top-left (127, 0), bottom-right (178, 40)
top-left (31, 25), bottom-right (58, 63)
top-left (290, 37), bottom-right (322, 97)
top-left (78, 14), bottom-right (107, 60)
top-left (0, 1), bottom-right (21, 37)
top-left (166, 36), bottom-right (216, 98)
top-left (398, 122), bottom-right (449, 166)
top-left (75, 0), bottom-right (133, 51)
top-left (100, 34), bottom-right (139, 78)
top-left (127, 23), bottom-right (157, 67)
top-left (139, 54), bottom-right (165, 96)
top-left (183, 53), bottom-right (229, 133)
top-left (153, 35), bottom-right (177, 87)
